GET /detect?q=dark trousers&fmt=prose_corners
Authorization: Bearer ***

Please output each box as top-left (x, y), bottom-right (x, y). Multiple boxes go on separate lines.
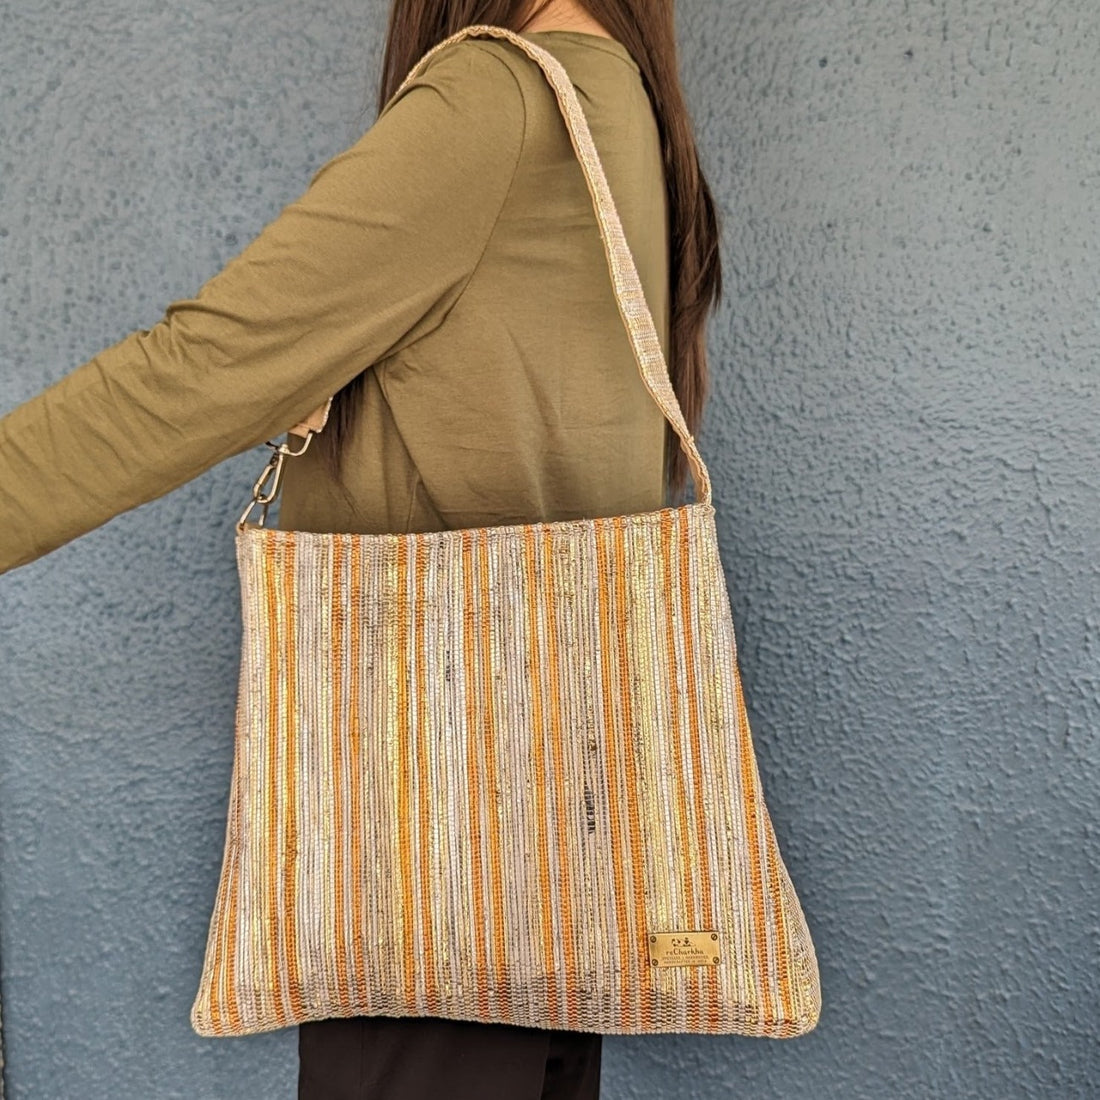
top-left (298, 1014), bottom-right (603, 1100)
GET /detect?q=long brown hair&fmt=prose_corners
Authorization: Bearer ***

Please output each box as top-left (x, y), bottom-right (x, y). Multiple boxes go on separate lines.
top-left (313, 0), bottom-right (721, 506)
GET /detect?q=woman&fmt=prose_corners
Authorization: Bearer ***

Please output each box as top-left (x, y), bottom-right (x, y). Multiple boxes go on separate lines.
top-left (0, 0), bottom-right (721, 1096)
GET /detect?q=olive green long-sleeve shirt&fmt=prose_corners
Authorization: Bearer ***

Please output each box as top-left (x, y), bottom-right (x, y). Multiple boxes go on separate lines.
top-left (0, 30), bottom-right (670, 575)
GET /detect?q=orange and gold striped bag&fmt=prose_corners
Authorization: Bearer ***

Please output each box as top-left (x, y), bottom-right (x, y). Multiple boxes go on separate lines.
top-left (190, 25), bottom-right (821, 1039)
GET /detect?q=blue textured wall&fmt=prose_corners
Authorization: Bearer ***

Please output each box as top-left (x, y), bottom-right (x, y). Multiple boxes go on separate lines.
top-left (1, 2), bottom-right (1097, 1098)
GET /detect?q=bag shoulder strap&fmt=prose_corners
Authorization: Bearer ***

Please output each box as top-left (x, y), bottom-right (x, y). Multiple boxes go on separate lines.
top-left (289, 24), bottom-right (712, 506)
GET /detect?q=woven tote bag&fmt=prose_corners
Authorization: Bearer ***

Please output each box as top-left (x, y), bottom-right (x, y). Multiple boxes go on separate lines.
top-left (190, 24), bottom-right (821, 1039)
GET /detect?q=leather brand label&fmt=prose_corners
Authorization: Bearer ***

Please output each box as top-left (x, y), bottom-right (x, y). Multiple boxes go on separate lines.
top-left (648, 930), bottom-right (720, 967)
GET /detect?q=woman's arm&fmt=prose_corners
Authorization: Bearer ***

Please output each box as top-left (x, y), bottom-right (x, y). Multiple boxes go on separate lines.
top-left (0, 42), bottom-right (526, 575)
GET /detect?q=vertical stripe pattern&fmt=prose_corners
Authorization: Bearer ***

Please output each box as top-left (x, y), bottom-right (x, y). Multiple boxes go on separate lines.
top-left (191, 506), bottom-right (821, 1038)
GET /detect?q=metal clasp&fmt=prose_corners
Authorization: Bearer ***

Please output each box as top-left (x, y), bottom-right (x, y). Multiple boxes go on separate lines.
top-left (236, 430), bottom-right (315, 531)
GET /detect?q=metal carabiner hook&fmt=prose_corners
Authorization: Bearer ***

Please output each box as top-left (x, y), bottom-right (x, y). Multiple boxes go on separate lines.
top-left (253, 449), bottom-right (288, 506)
top-left (236, 431), bottom-right (316, 532)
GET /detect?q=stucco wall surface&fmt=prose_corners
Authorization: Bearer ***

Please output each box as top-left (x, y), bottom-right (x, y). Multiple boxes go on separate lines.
top-left (1, 2), bottom-right (1096, 1098)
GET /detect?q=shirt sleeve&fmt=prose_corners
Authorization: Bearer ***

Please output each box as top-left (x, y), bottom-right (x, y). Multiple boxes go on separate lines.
top-left (0, 42), bottom-right (526, 575)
